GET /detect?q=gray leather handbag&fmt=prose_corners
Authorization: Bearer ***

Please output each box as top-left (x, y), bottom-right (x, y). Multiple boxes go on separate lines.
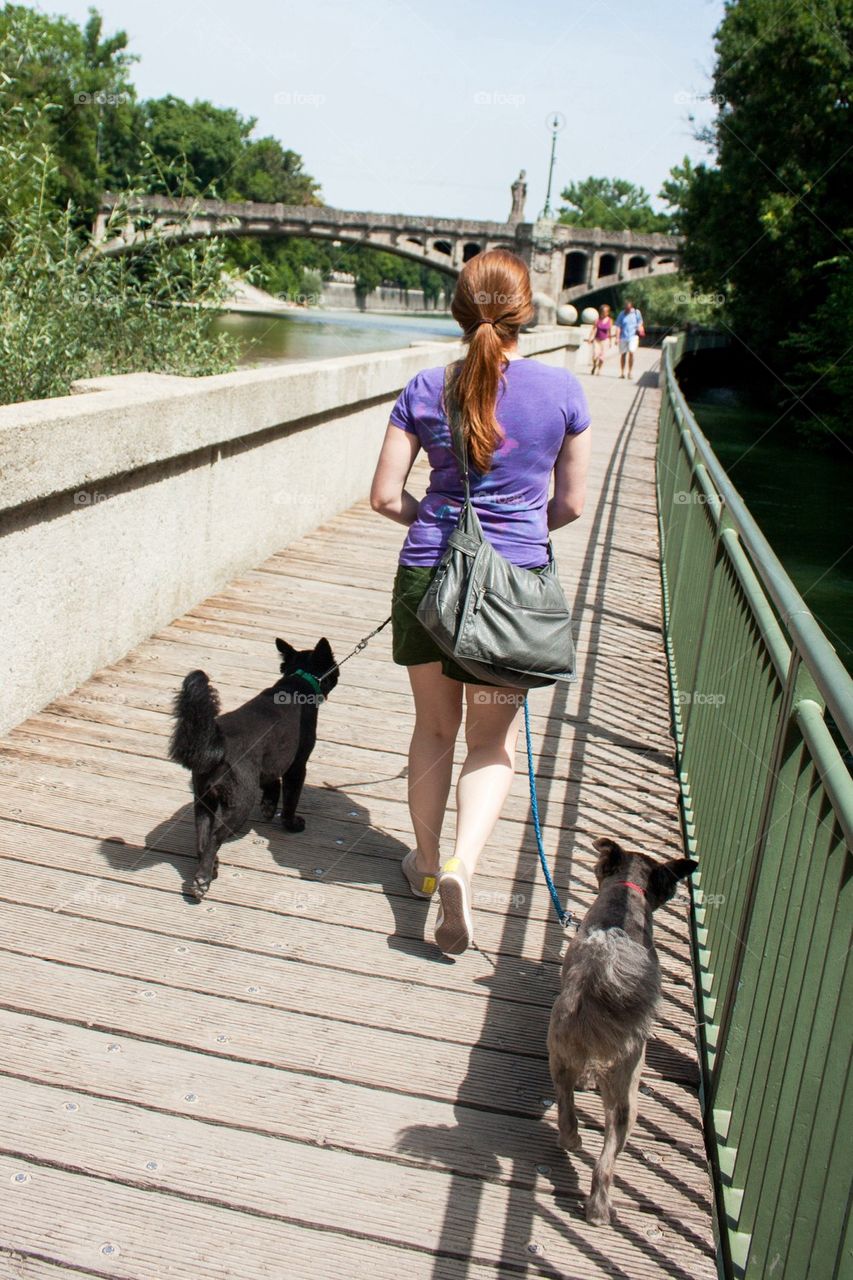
top-left (416, 365), bottom-right (576, 690)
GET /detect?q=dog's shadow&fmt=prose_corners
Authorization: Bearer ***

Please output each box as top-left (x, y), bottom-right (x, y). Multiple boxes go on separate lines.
top-left (98, 771), bottom-right (431, 955)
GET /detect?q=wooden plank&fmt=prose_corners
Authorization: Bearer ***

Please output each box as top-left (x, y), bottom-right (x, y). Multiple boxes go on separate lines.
top-left (0, 756), bottom-right (682, 872)
top-left (0, 1075), bottom-right (714, 1234)
top-left (33, 658), bottom-right (678, 772)
top-left (0, 1007), bottom-right (708, 1164)
top-left (8, 694), bottom-right (678, 791)
top-left (0, 790), bottom-right (695, 966)
top-left (0, 703), bottom-right (681, 816)
top-left (0, 820), bottom-right (699, 983)
top-left (0, 729), bottom-right (681, 837)
top-left (0, 1255), bottom-right (103, 1280)
top-left (0, 753), bottom-right (684, 889)
top-left (0, 849), bottom-right (696, 1006)
top-left (3, 718), bottom-right (679, 813)
top-left (0, 1155), bottom-right (716, 1279)
top-left (0, 354), bottom-right (717, 1277)
top-left (0, 1159), bottom-right (503, 1280)
top-left (0, 898), bottom-right (700, 1078)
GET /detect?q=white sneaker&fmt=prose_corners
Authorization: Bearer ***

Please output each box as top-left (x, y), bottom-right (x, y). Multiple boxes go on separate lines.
top-left (434, 857), bottom-right (474, 954)
top-left (401, 848), bottom-right (438, 899)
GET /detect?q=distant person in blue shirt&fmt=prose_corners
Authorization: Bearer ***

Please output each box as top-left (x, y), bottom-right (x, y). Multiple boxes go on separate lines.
top-left (615, 299), bottom-right (645, 380)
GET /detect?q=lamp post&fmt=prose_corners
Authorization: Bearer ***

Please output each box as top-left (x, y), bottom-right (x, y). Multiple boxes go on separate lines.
top-left (540, 111), bottom-right (565, 220)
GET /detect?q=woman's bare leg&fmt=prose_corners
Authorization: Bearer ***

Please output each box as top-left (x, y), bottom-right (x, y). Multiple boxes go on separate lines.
top-left (405, 662), bottom-right (463, 872)
top-left (451, 684), bottom-right (526, 878)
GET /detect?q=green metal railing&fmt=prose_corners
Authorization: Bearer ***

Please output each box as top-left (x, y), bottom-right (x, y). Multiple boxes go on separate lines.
top-left (656, 335), bottom-right (852, 1280)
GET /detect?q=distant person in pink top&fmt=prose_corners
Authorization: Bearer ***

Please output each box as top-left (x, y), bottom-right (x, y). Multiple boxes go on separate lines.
top-left (586, 304), bottom-right (614, 375)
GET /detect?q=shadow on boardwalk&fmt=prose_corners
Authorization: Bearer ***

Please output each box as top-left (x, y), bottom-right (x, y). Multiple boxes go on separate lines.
top-left (0, 353), bottom-right (717, 1278)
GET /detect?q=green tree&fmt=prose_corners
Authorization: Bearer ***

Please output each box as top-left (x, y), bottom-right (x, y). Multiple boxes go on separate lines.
top-left (229, 137), bottom-right (322, 204)
top-left (141, 95), bottom-right (252, 196)
top-left (608, 275), bottom-right (722, 329)
top-left (558, 176), bottom-right (671, 233)
top-left (780, 252), bottom-right (853, 443)
top-left (0, 73), bottom-right (241, 404)
top-left (0, 3), bottom-right (139, 220)
top-left (679, 0), bottom-right (853, 440)
top-left (658, 156), bottom-right (697, 235)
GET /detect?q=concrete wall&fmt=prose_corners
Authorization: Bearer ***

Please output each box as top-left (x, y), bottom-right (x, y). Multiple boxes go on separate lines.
top-left (320, 281), bottom-right (451, 313)
top-left (0, 327), bottom-right (580, 733)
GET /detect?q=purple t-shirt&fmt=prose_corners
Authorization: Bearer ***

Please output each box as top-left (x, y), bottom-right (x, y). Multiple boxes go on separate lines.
top-left (389, 359), bottom-right (591, 569)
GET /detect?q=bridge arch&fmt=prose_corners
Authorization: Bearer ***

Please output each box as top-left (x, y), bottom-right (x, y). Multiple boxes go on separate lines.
top-left (92, 193), bottom-right (684, 306)
top-left (563, 251), bottom-right (587, 288)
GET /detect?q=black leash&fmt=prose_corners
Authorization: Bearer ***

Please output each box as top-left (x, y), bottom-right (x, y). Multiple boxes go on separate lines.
top-left (316, 615), bottom-right (392, 683)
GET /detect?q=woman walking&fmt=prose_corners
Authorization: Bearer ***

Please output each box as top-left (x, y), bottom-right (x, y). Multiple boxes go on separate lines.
top-left (587, 303), bottom-right (614, 375)
top-left (369, 250), bottom-right (591, 955)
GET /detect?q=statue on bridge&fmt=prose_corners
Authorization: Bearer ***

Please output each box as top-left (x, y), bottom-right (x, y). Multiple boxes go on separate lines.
top-left (508, 170), bottom-right (527, 225)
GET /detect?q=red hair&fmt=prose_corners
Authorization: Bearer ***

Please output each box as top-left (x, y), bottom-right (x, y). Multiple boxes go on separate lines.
top-left (445, 249), bottom-right (534, 474)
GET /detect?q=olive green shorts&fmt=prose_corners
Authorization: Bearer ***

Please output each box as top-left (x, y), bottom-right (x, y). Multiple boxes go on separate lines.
top-left (391, 562), bottom-right (547, 686)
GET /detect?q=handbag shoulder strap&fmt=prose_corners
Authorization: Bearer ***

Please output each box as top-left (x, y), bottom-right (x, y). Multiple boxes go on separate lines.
top-left (443, 364), bottom-right (470, 503)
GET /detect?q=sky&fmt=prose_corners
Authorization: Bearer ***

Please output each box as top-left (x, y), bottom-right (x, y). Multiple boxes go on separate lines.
top-left (26, 0), bottom-right (727, 221)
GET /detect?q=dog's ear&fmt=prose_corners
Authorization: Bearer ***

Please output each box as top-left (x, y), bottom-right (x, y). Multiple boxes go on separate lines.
top-left (592, 837), bottom-right (626, 880)
top-left (276, 638), bottom-right (297, 672)
top-left (314, 636), bottom-right (334, 665)
top-left (648, 858), bottom-right (698, 906)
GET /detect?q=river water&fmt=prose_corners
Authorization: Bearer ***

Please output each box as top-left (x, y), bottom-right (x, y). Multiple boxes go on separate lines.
top-left (689, 397), bottom-right (851, 675)
top-left (211, 308), bottom-right (458, 365)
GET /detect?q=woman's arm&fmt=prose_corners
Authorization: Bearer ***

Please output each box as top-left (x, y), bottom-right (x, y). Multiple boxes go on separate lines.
top-left (369, 421), bottom-right (422, 526)
top-left (547, 426), bottom-right (592, 530)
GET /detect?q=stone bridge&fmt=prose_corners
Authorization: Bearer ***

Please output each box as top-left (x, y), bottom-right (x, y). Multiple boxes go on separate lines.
top-left (93, 193), bottom-right (682, 314)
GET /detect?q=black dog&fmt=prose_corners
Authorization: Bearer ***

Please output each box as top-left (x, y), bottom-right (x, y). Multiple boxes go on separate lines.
top-left (168, 636), bottom-right (338, 900)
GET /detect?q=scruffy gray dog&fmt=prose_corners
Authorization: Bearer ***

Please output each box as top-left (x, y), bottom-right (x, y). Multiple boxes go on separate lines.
top-left (548, 836), bottom-right (697, 1226)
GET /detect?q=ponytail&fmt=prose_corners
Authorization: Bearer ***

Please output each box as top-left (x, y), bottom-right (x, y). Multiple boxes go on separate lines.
top-left (446, 249), bottom-right (534, 473)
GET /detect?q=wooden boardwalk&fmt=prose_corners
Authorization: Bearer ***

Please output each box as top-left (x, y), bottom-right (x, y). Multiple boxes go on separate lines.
top-left (0, 348), bottom-right (718, 1278)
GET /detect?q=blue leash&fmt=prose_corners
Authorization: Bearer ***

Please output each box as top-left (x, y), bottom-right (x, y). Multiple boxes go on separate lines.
top-left (523, 696), bottom-right (574, 930)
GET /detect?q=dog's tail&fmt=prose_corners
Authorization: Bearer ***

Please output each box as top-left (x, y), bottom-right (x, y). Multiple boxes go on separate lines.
top-left (168, 670), bottom-right (225, 773)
